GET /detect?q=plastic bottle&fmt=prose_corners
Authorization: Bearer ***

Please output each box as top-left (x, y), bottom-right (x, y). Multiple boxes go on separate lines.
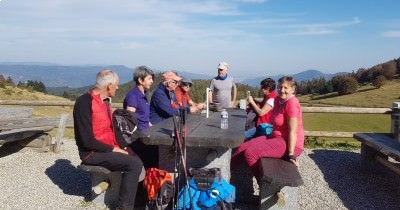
top-left (220, 109), bottom-right (228, 129)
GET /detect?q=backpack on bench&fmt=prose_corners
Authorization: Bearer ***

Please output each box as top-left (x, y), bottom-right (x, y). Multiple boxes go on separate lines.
top-left (112, 109), bottom-right (141, 147)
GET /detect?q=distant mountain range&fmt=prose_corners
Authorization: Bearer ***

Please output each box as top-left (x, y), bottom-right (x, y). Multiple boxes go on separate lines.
top-left (0, 63), bottom-right (211, 88)
top-left (0, 62), bottom-right (347, 88)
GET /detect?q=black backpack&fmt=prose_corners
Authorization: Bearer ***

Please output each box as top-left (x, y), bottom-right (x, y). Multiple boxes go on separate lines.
top-left (112, 108), bottom-right (141, 147)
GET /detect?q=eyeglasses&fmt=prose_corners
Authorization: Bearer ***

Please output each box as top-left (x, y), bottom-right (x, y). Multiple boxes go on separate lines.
top-left (218, 68), bottom-right (225, 71)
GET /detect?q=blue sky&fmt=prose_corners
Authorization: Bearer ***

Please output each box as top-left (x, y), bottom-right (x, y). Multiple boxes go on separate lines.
top-left (0, 0), bottom-right (399, 81)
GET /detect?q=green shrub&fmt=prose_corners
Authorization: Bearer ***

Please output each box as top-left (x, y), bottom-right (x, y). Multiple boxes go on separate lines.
top-left (337, 76), bottom-right (358, 95)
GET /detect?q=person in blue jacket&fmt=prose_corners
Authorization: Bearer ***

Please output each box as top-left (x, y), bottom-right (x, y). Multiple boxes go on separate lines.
top-left (150, 71), bottom-right (194, 124)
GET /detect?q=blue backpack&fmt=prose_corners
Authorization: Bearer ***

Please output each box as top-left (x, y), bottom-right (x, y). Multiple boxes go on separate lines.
top-left (177, 168), bottom-right (235, 210)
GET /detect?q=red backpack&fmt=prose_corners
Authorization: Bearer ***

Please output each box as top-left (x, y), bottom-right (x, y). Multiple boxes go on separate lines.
top-left (144, 168), bottom-right (174, 209)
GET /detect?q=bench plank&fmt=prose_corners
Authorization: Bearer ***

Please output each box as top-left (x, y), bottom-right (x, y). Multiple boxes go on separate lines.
top-left (0, 107), bottom-right (32, 120)
top-left (0, 126), bottom-right (54, 145)
top-left (260, 158), bottom-right (303, 187)
top-left (79, 164), bottom-right (112, 174)
top-left (0, 116), bottom-right (73, 131)
top-left (353, 133), bottom-right (400, 162)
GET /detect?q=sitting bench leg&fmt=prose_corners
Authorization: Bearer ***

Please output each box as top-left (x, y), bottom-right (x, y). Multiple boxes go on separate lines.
top-left (259, 184), bottom-right (299, 210)
top-left (360, 143), bottom-right (388, 172)
top-left (80, 164), bottom-right (145, 208)
top-left (258, 158), bottom-right (303, 210)
top-left (89, 171), bottom-right (122, 208)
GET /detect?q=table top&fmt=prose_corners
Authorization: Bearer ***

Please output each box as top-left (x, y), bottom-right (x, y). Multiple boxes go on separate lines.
top-left (354, 133), bottom-right (400, 161)
top-left (142, 108), bottom-right (246, 148)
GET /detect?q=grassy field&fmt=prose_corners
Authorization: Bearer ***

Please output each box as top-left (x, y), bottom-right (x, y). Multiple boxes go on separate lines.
top-left (299, 79), bottom-right (400, 108)
top-left (303, 112), bottom-right (391, 149)
top-left (297, 78), bottom-right (399, 148)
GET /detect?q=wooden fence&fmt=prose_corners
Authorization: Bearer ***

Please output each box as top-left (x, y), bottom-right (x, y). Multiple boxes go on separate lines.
top-left (0, 100), bottom-right (393, 138)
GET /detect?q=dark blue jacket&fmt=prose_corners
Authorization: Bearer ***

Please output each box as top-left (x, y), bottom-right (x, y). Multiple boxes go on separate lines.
top-left (150, 83), bottom-right (189, 124)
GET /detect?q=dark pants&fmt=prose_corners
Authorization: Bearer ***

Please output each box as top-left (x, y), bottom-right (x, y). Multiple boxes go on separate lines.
top-left (130, 139), bottom-right (159, 168)
top-left (84, 152), bottom-right (143, 210)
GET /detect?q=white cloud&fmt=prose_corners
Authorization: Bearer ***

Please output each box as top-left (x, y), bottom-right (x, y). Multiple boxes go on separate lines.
top-left (287, 29), bottom-right (336, 36)
top-left (282, 17), bottom-right (361, 36)
top-left (0, 0), bottom-right (398, 78)
top-left (382, 31), bottom-right (400, 38)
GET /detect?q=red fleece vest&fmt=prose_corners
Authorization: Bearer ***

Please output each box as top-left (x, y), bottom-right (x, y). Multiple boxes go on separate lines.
top-left (90, 91), bottom-right (118, 147)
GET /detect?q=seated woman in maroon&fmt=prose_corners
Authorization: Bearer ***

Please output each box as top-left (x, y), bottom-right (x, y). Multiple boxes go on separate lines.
top-left (231, 76), bottom-right (304, 180)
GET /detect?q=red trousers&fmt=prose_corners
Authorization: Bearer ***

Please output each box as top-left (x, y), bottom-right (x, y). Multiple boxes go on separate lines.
top-left (231, 135), bottom-right (302, 179)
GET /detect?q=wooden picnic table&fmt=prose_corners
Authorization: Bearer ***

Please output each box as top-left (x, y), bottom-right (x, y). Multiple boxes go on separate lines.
top-left (354, 133), bottom-right (400, 175)
top-left (142, 108), bottom-right (246, 181)
top-left (0, 107), bottom-right (69, 153)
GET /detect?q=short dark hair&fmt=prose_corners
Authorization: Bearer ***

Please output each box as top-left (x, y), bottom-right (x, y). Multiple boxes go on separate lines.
top-left (133, 65), bottom-right (155, 84)
top-left (260, 78), bottom-right (276, 91)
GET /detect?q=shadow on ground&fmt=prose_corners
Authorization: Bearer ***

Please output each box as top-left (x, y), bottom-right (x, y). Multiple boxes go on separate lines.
top-left (0, 142), bottom-right (25, 158)
top-left (310, 150), bottom-right (400, 209)
top-left (45, 159), bottom-right (91, 199)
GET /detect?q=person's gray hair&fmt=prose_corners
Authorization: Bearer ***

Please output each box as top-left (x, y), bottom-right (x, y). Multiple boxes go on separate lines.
top-left (133, 65), bottom-right (155, 84)
top-left (95, 69), bottom-right (119, 88)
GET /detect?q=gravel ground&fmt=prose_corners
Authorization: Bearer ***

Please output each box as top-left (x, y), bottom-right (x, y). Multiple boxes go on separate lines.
top-left (1, 140), bottom-right (399, 210)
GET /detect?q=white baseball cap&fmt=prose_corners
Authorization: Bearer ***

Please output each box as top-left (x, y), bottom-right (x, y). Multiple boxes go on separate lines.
top-left (218, 62), bottom-right (229, 70)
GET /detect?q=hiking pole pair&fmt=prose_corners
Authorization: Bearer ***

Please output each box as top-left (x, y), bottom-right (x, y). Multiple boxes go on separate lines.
top-left (171, 109), bottom-right (194, 210)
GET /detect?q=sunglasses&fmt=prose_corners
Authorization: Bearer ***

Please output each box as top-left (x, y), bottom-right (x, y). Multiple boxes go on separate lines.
top-left (218, 68), bottom-right (225, 71)
top-left (181, 82), bottom-right (192, 87)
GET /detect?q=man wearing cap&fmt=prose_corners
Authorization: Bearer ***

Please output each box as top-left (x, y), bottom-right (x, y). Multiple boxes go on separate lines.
top-left (150, 71), bottom-right (195, 124)
top-left (209, 61), bottom-right (237, 108)
top-left (174, 77), bottom-right (205, 112)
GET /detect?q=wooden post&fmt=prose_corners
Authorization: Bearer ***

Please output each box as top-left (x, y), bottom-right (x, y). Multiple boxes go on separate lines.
top-left (53, 114), bottom-right (69, 153)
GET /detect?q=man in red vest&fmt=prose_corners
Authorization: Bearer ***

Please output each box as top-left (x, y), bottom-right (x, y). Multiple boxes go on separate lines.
top-left (73, 69), bottom-right (143, 210)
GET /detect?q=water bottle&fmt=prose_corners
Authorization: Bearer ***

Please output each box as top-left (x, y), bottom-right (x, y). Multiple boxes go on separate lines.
top-left (220, 109), bottom-right (228, 129)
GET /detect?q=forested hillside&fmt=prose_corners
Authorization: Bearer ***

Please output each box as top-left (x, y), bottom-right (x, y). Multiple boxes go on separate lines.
top-left (1, 57), bottom-right (399, 108)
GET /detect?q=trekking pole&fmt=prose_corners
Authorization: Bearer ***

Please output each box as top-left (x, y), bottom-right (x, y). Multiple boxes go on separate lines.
top-left (171, 117), bottom-right (178, 209)
top-left (172, 112), bottom-right (195, 210)
top-left (180, 109), bottom-right (187, 163)
top-left (172, 115), bottom-right (182, 209)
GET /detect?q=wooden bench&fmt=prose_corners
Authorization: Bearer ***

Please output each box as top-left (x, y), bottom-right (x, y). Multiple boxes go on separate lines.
top-left (79, 163), bottom-right (146, 208)
top-left (79, 164), bottom-right (123, 208)
top-left (258, 158), bottom-right (303, 210)
top-left (353, 133), bottom-right (400, 175)
top-left (0, 107), bottom-right (69, 153)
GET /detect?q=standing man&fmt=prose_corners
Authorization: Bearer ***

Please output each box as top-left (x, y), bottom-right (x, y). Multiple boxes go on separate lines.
top-left (73, 69), bottom-right (143, 210)
top-left (209, 61), bottom-right (237, 108)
